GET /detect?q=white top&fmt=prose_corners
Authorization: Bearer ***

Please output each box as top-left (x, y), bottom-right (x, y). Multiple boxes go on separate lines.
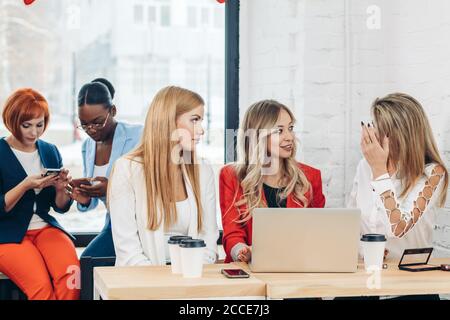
top-left (93, 163), bottom-right (109, 178)
top-left (164, 198), bottom-right (192, 262)
top-left (348, 159), bottom-right (446, 259)
top-left (109, 156), bottom-right (219, 267)
top-left (11, 148), bottom-right (49, 230)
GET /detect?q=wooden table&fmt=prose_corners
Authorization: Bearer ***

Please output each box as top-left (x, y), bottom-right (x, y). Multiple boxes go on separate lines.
top-left (93, 259), bottom-right (450, 300)
top-left (235, 258), bottom-right (450, 299)
top-left (93, 264), bottom-right (266, 300)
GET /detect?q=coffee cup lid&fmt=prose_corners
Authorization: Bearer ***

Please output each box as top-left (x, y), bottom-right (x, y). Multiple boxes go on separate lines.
top-left (179, 239), bottom-right (206, 248)
top-left (361, 234), bottom-right (387, 242)
top-left (168, 236), bottom-right (192, 244)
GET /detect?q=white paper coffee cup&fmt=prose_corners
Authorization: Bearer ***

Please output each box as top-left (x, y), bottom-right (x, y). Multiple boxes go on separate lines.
top-left (179, 239), bottom-right (206, 278)
top-left (361, 234), bottom-right (387, 271)
top-left (168, 236), bottom-right (192, 274)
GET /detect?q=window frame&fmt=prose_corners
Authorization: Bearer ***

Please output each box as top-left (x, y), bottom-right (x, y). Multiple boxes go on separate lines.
top-left (224, 0), bottom-right (240, 163)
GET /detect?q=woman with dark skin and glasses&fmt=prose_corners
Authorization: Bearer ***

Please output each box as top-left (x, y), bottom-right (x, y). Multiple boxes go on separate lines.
top-left (70, 78), bottom-right (142, 258)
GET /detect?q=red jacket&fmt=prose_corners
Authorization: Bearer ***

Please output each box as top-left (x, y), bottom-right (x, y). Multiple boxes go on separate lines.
top-left (219, 162), bottom-right (326, 263)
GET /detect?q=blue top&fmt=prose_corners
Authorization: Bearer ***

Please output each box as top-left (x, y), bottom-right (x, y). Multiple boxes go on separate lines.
top-left (0, 138), bottom-right (73, 244)
top-left (77, 122), bottom-right (143, 223)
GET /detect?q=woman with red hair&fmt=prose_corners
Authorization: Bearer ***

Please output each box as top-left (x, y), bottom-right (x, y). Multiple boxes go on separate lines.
top-left (0, 88), bottom-right (80, 300)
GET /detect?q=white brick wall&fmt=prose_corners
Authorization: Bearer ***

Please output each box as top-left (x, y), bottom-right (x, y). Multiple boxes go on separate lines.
top-left (240, 0), bottom-right (450, 255)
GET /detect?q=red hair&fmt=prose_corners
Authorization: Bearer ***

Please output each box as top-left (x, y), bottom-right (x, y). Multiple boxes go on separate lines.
top-left (2, 88), bottom-right (50, 141)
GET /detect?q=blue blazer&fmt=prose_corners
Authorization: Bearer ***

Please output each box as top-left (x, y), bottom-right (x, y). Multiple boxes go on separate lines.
top-left (77, 122), bottom-right (143, 223)
top-left (0, 138), bottom-right (73, 244)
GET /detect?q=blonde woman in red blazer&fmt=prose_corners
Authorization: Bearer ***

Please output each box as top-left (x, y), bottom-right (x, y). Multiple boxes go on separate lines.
top-left (220, 100), bottom-right (326, 263)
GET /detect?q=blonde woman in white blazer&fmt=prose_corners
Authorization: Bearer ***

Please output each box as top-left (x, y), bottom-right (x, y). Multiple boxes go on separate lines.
top-left (108, 86), bottom-right (219, 266)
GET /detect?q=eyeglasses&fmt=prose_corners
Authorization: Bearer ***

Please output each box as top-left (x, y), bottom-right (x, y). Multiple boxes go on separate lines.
top-left (77, 113), bottom-right (110, 132)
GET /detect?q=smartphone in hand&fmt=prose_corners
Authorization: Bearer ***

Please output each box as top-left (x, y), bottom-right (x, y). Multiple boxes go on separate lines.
top-left (70, 178), bottom-right (93, 188)
top-left (42, 168), bottom-right (61, 177)
top-left (70, 178), bottom-right (101, 188)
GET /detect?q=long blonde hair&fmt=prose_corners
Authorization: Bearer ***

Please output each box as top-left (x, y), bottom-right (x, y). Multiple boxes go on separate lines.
top-left (126, 86), bottom-right (204, 231)
top-left (371, 93), bottom-right (448, 206)
top-left (228, 100), bottom-right (311, 223)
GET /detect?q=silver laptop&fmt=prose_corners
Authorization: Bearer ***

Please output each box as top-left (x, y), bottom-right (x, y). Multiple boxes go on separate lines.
top-left (249, 208), bottom-right (361, 273)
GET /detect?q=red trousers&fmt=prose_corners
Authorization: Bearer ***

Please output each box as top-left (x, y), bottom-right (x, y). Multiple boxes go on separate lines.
top-left (0, 226), bottom-right (80, 300)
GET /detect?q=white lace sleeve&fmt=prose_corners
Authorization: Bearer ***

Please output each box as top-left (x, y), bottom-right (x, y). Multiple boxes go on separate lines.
top-left (371, 165), bottom-right (446, 238)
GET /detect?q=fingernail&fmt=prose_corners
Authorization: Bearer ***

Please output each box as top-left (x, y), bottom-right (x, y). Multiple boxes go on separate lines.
top-left (368, 123), bottom-right (371, 128)
top-left (361, 121), bottom-right (364, 126)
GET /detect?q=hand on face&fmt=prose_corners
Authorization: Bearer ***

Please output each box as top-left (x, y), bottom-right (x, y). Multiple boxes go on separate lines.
top-left (360, 122), bottom-right (389, 179)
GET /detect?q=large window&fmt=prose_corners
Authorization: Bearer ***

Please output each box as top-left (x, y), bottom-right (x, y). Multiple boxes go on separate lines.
top-left (0, 0), bottom-right (226, 232)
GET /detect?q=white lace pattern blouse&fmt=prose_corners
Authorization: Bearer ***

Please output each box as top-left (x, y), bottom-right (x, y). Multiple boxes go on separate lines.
top-left (348, 159), bottom-right (446, 259)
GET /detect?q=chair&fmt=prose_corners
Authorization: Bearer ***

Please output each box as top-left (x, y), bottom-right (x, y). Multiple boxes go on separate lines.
top-left (0, 279), bottom-right (27, 300)
top-left (80, 256), bottom-right (116, 300)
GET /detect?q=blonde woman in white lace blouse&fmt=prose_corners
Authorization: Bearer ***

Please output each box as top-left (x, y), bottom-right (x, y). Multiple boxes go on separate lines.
top-left (348, 93), bottom-right (448, 260)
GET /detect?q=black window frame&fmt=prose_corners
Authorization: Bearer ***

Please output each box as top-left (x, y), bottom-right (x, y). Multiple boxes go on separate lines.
top-left (224, 0), bottom-right (240, 164)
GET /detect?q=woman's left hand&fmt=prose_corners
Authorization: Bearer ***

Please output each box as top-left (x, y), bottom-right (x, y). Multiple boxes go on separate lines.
top-left (53, 168), bottom-right (71, 193)
top-left (360, 123), bottom-right (389, 179)
top-left (79, 177), bottom-right (108, 198)
top-left (237, 246), bottom-right (252, 263)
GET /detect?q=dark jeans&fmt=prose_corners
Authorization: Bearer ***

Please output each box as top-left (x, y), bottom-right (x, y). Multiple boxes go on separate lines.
top-left (80, 214), bottom-right (115, 258)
